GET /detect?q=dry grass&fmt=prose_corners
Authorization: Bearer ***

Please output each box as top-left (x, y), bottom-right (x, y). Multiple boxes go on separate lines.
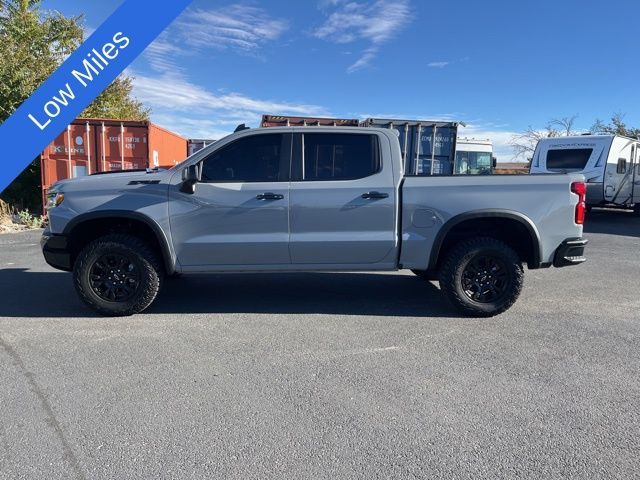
top-left (0, 213), bottom-right (28, 233)
top-left (494, 169), bottom-right (529, 175)
top-left (0, 207), bottom-right (46, 234)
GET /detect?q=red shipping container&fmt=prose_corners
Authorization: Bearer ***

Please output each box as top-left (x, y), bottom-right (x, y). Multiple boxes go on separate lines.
top-left (149, 123), bottom-right (190, 169)
top-left (41, 119), bottom-right (188, 208)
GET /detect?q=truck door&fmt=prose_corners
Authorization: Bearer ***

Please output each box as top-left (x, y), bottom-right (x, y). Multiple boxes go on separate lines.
top-left (169, 133), bottom-right (291, 267)
top-left (288, 131), bottom-right (397, 266)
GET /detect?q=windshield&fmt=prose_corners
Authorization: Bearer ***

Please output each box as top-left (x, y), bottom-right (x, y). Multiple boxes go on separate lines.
top-left (546, 148), bottom-right (592, 171)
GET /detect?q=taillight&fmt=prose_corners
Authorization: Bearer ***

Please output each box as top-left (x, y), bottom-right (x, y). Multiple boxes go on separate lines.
top-left (571, 181), bottom-right (587, 225)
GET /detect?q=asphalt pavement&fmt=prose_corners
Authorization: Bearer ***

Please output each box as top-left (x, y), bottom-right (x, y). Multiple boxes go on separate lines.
top-left (0, 209), bottom-right (639, 479)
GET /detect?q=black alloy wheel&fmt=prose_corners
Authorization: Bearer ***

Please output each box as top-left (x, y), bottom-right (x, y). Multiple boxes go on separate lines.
top-left (438, 237), bottom-right (524, 317)
top-left (73, 234), bottom-right (163, 316)
top-left (460, 254), bottom-right (510, 303)
top-left (89, 253), bottom-right (141, 302)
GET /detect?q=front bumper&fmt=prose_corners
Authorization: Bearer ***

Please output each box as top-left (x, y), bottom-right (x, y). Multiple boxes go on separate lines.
top-left (41, 228), bottom-right (72, 271)
top-left (553, 237), bottom-right (588, 267)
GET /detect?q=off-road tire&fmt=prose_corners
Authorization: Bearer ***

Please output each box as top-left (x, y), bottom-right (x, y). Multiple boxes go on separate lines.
top-left (438, 237), bottom-right (523, 317)
top-left (73, 234), bottom-right (163, 316)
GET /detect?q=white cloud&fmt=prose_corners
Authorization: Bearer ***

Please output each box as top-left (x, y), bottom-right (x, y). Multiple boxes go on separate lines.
top-left (427, 61), bottom-right (449, 68)
top-left (346, 48), bottom-right (378, 73)
top-left (83, 25), bottom-right (96, 40)
top-left (149, 114), bottom-right (244, 141)
top-left (144, 4), bottom-right (288, 74)
top-left (133, 5), bottom-right (316, 140)
top-left (130, 71), bottom-right (327, 140)
top-left (459, 123), bottom-right (523, 162)
top-left (314, 0), bottom-right (411, 72)
top-left (133, 72), bottom-right (325, 116)
top-left (315, 0), bottom-right (410, 43)
top-left (175, 5), bottom-right (288, 52)
top-left (144, 38), bottom-right (186, 73)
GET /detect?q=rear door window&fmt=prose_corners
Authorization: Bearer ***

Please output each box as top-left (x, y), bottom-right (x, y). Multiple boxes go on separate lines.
top-left (302, 133), bottom-right (380, 181)
top-left (546, 148), bottom-right (593, 171)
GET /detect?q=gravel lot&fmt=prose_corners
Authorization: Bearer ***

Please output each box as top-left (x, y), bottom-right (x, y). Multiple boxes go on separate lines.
top-left (1, 209), bottom-right (639, 479)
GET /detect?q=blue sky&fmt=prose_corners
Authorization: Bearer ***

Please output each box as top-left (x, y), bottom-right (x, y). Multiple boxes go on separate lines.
top-left (41, 0), bottom-right (640, 160)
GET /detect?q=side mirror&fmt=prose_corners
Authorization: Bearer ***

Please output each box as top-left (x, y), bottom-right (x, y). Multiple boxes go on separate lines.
top-left (492, 157), bottom-right (497, 169)
top-left (180, 164), bottom-right (200, 194)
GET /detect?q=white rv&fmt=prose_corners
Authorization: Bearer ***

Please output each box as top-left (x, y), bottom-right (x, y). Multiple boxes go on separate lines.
top-left (455, 138), bottom-right (495, 175)
top-left (530, 135), bottom-right (640, 214)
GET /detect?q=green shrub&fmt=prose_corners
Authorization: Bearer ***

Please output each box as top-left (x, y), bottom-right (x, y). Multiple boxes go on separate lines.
top-left (14, 210), bottom-right (46, 229)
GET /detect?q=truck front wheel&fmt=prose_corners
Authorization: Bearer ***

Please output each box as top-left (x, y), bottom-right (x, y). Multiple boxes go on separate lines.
top-left (438, 237), bottom-right (523, 317)
top-left (73, 234), bottom-right (163, 316)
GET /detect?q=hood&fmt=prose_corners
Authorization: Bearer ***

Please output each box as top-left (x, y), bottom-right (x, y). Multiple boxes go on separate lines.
top-left (50, 169), bottom-right (173, 192)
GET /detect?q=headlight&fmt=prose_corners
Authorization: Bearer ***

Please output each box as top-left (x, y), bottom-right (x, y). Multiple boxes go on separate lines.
top-left (46, 191), bottom-right (65, 209)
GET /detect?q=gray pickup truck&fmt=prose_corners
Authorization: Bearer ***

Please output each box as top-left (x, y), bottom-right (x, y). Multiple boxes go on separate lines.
top-left (41, 126), bottom-right (588, 317)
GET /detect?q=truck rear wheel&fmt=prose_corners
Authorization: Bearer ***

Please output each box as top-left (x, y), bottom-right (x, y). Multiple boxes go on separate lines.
top-left (438, 237), bottom-right (523, 317)
top-left (73, 234), bottom-right (163, 316)
top-left (634, 204), bottom-right (640, 217)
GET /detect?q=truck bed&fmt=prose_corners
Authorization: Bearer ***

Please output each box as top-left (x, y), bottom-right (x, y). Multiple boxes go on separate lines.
top-left (399, 173), bottom-right (584, 270)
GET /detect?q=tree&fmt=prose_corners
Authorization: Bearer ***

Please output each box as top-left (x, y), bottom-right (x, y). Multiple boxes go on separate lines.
top-left (0, 0), bottom-right (82, 122)
top-left (591, 113), bottom-right (640, 138)
top-left (0, 0), bottom-right (149, 210)
top-left (510, 115), bottom-right (578, 162)
top-left (81, 75), bottom-right (150, 120)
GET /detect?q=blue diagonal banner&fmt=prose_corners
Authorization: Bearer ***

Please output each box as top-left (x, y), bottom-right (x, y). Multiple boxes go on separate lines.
top-left (0, 0), bottom-right (193, 194)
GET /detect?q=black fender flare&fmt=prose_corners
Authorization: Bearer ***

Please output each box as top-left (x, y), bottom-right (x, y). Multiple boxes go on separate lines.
top-left (427, 210), bottom-right (543, 270)
top-left (63, 210), bottom-right (176, 274)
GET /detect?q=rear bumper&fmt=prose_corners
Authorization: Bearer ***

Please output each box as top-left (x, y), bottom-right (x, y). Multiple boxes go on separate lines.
top-left (553, 237), bottom-right (588, 267)
top-left (41, 229), bottom-right (72, 271)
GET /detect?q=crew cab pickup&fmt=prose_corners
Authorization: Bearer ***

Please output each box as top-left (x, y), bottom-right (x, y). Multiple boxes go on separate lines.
top-left (41, 126), bottom-right (588, 317)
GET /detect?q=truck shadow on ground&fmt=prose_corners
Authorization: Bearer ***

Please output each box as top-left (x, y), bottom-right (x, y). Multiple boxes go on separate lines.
top-left (0, 269), bottom-right (459, 318)
top-left (584, 209), bottom-right (640, 238)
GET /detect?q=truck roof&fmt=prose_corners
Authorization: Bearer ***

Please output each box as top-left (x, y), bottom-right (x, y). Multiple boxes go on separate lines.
top-left (537, 134), bottom-right (636, 143)
top-left (457, 137), bottom-right (492, 146)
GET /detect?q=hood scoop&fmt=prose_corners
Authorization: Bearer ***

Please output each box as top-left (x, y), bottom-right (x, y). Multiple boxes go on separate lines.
top-left (128, 180), bottom-right (161, 185)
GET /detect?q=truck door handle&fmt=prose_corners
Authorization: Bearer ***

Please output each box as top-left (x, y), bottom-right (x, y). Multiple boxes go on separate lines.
top-left (361, 191), bottom-right (389, 199)
top-left (256, 192), bottom-right (284, 200)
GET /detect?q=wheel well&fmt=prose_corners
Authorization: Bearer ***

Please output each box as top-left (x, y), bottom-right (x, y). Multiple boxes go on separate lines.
top-left (66, 217), bottom-right (170, 273)
top-left (433, 217), bottom-right (540, 270)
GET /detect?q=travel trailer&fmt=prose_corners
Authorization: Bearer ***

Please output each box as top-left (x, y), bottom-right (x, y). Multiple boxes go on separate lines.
top-left (455, 138), bottom-right (495, 175)
top-left (530, 135), bottom-right (640, 214)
